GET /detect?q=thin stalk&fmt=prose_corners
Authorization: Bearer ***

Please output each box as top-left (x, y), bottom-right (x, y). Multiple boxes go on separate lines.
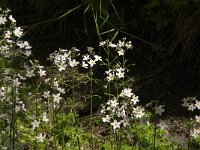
top-left (34, 82), bottom-right (41, 149)
top-left (153, 120), bottom-right (157, 150)
top-left (105, 46), bottom-right (114, 150)
top-left (122, 54), bottom-right (125, 87)
top-left (62, 111), bottom-right (64, 150)
top-left (90, 67), bottom-right (94, 150)
top-left (107, 47), bottom-right (111, 101)
top-left (53, 101), bottom-right (56, 150)
top-left (72, 69), bottom-right (81, 150)
top-left (188, 113), bottom-right (192, 150)
top-left (10, 50), bottom-right (16, 149)
top-left (60, 76), bottom-right (65, 150)
top-left (115, 132), bottom-right (118, 150)
top-left (11, 86), bottom-right (16, 150)
top-left (35, 93), bottom-right (38, 149)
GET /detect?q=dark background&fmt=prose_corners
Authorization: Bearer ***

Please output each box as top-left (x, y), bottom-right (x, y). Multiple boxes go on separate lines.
top-left (1, 0), bottom-right (200, 115)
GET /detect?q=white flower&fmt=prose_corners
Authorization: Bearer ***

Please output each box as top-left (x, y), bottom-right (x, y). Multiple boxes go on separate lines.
top-left (109, 99), bottom-right (119, 108)
top-left (31, 120), bottom-right (40, 130)
top-left (94, 55), bottom-right (102, 62)
top-left (125, 41), bottom-right (133, 49)
top-left (157, 120), bottom-right (169, 130)
top-left (99, 41), bottom-right (106, 47)
top-left (102, 115), bottom-right (111, 123)
top-left (121, 118), bottom-right (129, 127)
top-left (191, 128), bottom-right (200, 139)
top-left (108, 42), bottom-right (117, 48)
top-left (117, 48), bottom-right (124, 56)
top-left (0, 16), bottom-right (7, 25)
top-left (88, 59), bottom-right (96, 67)
top-left (82, 61), bottom-right (88, 68)
top-left (195, 100), bottom-right (200, 110)
top-left (105, 69), bottom-right (115, 81)
top-left (45, 78), bottom-right (50, 83)
top-left (57, 62), bottom-right (67, 71)
top-left (117, 40), bottom-right (125, 47)
top-left (120, 88), bottom-right (133, 98)
top-left (26, 69), bottom-right (35, 78)
top-left (17, 73), bottom-right (26, 80)
top-left (131, 95), bottom-right (139, 105)
top-left (195, 116), bottom-right (200, 123)
top-left (42, 113), bottom-right (49, 123)
top-left (117, 108), bottom-right (126, 117)
top-left (43, 91), bottom-right (50, 99)
top-left (35, 133), bottom-right (46, 142)
top-left (24, 50), bottom-right (32, 57)
top-left (111, 119), bottom-right (121, 130)
top-left (53, 80), bottom-right (59, 88)
top-left (13, 27), bottom-right (23, 37)
top-left (9, 15), bottom-right (16, 23)
top-left (38, 69), bottom-right (46, 77)
top-left (100, 106), bottom-right (106, 114)
top-left (116, 67), bottom-right (125, 78)
top-left (57, 87), bottom-right (65, 94)
top-left (133, 106), bottom-right (145, 118)
top-left (155, 105), bottom-right (165, 116)
top-left (53, 93), bottom-right (62, 103)
top-left (83, 54), bottom-right (90, 61)
top-left (4, 30), bottom-right (12, 38)
top-left (69, 59), bottom-right (79, 67)
top-left (17, 41), bottom-right (25, 48)
top-left (13, 78), bottom-right (21, 87)
top-left (181, 97), bottom-right (196, 108)
top-left (187, 104), bottom-right (195, 111)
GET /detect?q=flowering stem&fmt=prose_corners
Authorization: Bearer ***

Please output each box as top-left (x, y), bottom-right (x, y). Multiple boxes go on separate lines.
top-left (90, 67), bottom-right (94, 150)
top-left (34, 82), bottom-right (40, 149)
top-left (188, 113), bottom-right (192, 150)
top-left (122, 54), bottom-right (125, 87)
top-left (61, 77), bottom-right (65, 150)
top-left (10, 85), bottom-right (16, 149)
top-left (9, 49), bottom-right (16, 149)
top-left (153, 119), bottom-right (157, 150)
top-left (53, 102), bottom-right (56, 150)
top-left (72, 69), bottom-right (80, 150)
top-left (107, 46), bottom-right (111, 100)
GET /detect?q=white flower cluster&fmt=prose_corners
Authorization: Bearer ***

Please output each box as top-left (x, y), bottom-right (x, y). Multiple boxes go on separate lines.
top-left (49, 47), bottom-right (80, 71)
top-left (0, 8), bottom-right (32, 58)
top-left (82, 47), bottom-right (102, 69)
top-left (105, 67), bottom-right (125, 81)
top-left (99, 38), bottom-right (133, 56)
top-left (31, 114), bottom-right (49, 143)
top-left (181, 97), bottom-right (200, 138)
top-left (181, 97), bottom-right (199, 112)
top-left (101, 88), bottom-right (145, 130)
top-left (145, 101), bottom-right (165, 116)
top-left (191, 127), bottom-right (200, 139)
top-left (31, 112), bottom-right (49, 129)
top-left (35, 133), bottom-right (46, 142)
top-left (0, 8), bottom-right (11, 25)
top-left (24, 60), bottom-right (48, 78)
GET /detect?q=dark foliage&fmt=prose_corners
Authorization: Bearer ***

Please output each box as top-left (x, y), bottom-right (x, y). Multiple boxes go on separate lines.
top-left (1, 0), bottom-right (200, 114)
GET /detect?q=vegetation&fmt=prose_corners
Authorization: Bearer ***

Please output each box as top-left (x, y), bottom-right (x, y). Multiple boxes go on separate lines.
top-left (0, 1), bottom-right (200, 149)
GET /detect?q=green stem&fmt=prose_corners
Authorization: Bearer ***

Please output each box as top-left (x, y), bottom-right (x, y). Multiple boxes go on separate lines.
top-left (35, 82), bottom-right (41, 149)
top-left (72, 68), bottom-right (81, 150)
top-left (53, 102), bottom-right (56, 150)
top-left (90, 67), bottom-right (94, 150)
top-left (11, 86), bottom-right (16, 150)
top-left (153, 120), bottom-right (157, 150)
top-left (188, 113), bottom-right (191, 150)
